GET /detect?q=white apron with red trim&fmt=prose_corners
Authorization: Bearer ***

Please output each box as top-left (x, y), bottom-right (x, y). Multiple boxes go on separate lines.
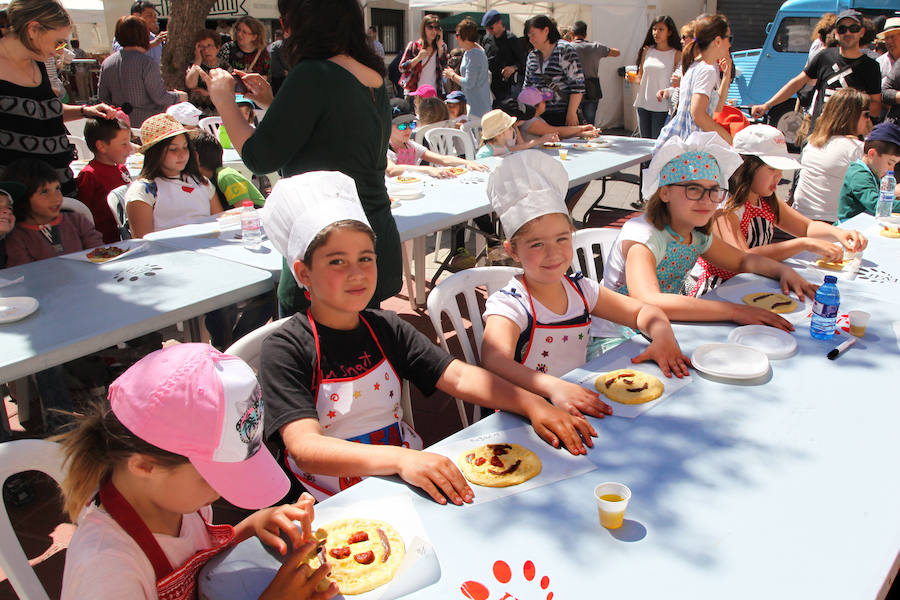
top-left (286, 312), bottom-right (423, 501)
top-left (520, 277), bottom-right (591, 377)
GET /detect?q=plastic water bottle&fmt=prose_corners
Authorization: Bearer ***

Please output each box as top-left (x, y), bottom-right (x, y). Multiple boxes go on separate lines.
top-left (240, 200), bottom-right (261, 250)
top-left (876, 170), bottom-right (896, 224)
top-left (810, 275), bottom-right (840, 340)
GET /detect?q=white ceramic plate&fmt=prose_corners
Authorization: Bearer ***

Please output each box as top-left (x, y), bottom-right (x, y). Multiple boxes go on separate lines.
top-left (59, 239), bottom-right (147, 263)
top-left (727, 325), bottom-right (798, 359)
top-left (0, 296), bottom-right (39, 324)
top-left (691, 343), bottom-right (770, 380)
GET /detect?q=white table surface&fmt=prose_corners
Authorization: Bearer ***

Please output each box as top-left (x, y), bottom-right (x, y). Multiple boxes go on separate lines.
top-left (200, 212), bottom-right (900, 600)
top-left (0, 242), bottom-right (273, 382)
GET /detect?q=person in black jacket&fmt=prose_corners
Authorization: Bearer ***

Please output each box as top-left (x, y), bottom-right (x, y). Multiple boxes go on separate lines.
top-left (481, 9), bottom-right (525, 105)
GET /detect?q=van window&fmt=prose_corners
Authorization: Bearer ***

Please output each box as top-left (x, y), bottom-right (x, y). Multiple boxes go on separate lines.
top-left (772, 17), bottom-right (819, 53)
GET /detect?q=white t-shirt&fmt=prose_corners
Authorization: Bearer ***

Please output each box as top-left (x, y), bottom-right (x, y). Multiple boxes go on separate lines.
top-left (124, 176), bottom-right (215, 233)
top-left (387, 140), bottom-right (428, 166)
top-left (792, 136), bottom-right (863, 222)
top-left (62, 504), bottom-right (215, 599)
top-left (634, 47), bottom-right (677, 112)
top-left (878, 52), bottom-right (896, 81)
top-left (483, 275), bottom-right (601, 333)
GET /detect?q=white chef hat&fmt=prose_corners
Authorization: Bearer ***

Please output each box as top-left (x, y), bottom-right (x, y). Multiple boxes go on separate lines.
top-left (165, 102), bottom-right (203, 127)
top-left (642, 131), bottom-right (743, 200)
top-left (263, 172), bottom-right (371, 283)
top-left (487, 150), bottom-right (569, 239)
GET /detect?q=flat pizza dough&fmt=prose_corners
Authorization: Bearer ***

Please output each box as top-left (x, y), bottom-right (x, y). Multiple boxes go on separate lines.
top-left (881, 226), bottom-right (900, 239)
top-left (742, 292), bottom-right (797, 313)
top-left (594, 369), bottom-right (663, 404)
top-left (816, 257), bottom-right (850, 271)
top-left (458, 443), bottom-right (541, 487)
top-left (319, 518), bottom-right (405, 595)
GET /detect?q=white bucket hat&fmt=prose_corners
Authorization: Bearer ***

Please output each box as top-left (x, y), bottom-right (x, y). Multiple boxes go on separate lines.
top-left (487, 150), bottom-right (569, 238)
top-left (262, 172), bottom-right (370, 283)
top-left (732, 124), bottom-right (801, 170)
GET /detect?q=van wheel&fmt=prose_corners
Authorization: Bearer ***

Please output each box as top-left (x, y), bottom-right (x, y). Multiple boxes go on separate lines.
top-left (767, 101), bottom-right (804, 152)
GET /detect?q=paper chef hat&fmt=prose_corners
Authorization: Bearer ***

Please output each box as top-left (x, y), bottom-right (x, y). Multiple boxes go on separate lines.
top-left (487, 150), bottom-right (569, 238)
top-left (262, 172), bottom-right (371, 283)
top-left (642, 131), bottom-right (743, 200)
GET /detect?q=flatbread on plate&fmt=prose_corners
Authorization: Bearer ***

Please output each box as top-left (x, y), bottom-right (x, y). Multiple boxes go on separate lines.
top-left (742, 291), bottom-right (797, 313)
top-left (318, 518), bottom-right (405, 595)
top-left (595, 369), bottom-right (663, 404)
top-left (816, 257), bottom-right (851, 271)
top-left (458, 443), bottom-right (541, 487)
top-left (880, 226), bottom-right (900, 239)
top-left (86, 246), bottom-right (127, 263)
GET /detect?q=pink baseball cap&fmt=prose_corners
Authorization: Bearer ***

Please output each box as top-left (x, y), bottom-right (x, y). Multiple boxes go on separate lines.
top-left (517, 87), bottom-right (553, 106)
top-left (409, 84), bottom-right (438, 98)
top-left (109, 344), bottom-right (290, 509)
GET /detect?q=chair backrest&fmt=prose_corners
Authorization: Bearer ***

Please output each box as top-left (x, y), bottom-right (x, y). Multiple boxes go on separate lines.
top-left (225, 316), bottom-right (292, 372)
top-left (61, 196), bottom-right (94, 225)
top-left (0, 439), bottom-right (66, 600)
top-left (412, 120), bottom-right (453, 145)
top-left (106, 184), bottom-right (130, 239)
top-left (426, 266), bottom-right (522, 427)
top-left (423, 127), bottom-right (475, 161)
top-left (570, 227), bottom-right (620, 283)
top-left (460, 118), bottom-right (482, 148)
top-left (66, 135), bottom-right (92, 160)
top-left (199, 116), bottom-right (224, 139)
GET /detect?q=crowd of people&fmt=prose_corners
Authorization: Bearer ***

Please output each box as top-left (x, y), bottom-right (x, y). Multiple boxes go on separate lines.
top-left (1, 0), bottom-right (900, 598)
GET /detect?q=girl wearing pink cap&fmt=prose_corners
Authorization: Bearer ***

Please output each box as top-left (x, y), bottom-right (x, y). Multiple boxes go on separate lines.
top-left (688, 124), bottom-right (867, 296)
top-left (58, 343), bottom-right (337, 600)
top-left (597, 132), bottom-right (817, 344)
top-left (516, 86), bottom-right (599, 143)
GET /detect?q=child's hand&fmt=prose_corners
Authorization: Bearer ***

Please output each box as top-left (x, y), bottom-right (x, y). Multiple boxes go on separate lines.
top-left (251, 493), bottom-right (316, 556)
top-left (779, 268), bottom-right (817, 302)
top-left (805, 238), bottom-right (844, 261)
top-left (396, 449), bottom-right (474, 505)
top-left (631, 333), bottom-right (691, 378)
top-left (466, 161), bottom-right (489, 171)
top-left (837, 229), bottom-right (867, 252)
top-left (656, 88), bottom-right (670, 102)
top-left (429, 167), bottom-right (455, 179)
top-left (259, 541), bottom-right (338, 600)
top-left (524, 401), bottom-right (597, 456)
top-left (731, 304), bottom-right (794, 332)
top-left (548, 380), bottom-right (612, 419)
top-left (540, 133), bottom-right (560, 144)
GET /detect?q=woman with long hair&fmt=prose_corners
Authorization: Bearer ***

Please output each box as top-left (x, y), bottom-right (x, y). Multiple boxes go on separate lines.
top-left (217, 15), bottom-right (270, 78)
top-left (0, 0), bottom-right (117, 197)
top-left (522, 14), bottom-right (586, 127)
top-left (202, 0), bottom-right (401, 316)
top-left (654, 13), bottom-right (733, 149)
top-left (398, 14), bottom-right (448, 97)
top-left (792, 87), bottom-right (871, 222)
top-left (633, 16), bottom-right (682, 139)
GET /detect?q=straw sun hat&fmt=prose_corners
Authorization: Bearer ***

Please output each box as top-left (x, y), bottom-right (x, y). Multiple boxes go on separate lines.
top-left (480, 108), bottom-right (517, 142)
top-left (138, 113), bottom-right (201, 154)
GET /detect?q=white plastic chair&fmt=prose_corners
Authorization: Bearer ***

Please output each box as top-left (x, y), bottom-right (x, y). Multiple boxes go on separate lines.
top-left (225, 317), bottom-right (416, 428)
top-left (460, 118), bottom-right (482, 148)
top-left (106, 184), bottom-right (130, 239)
top-left (0, 439), bottom-right (66, 600)
top-left (426, 266), bottom-right (522, 427)
top-left (66, 135), bottom-right (92, 160)
top-left (61, 196), bottom-right (93, 225)
top-left (199, 116), bottom-right (223, 139)
top-left (423, 127), bottom-right (475, 160)
top-left (570, 228), bottom-right (620, 282)
top-left (412, 120), bottom-right (454, 145)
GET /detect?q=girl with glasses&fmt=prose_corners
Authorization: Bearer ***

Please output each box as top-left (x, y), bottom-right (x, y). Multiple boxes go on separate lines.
top-left (594, 133), bottom-right (816, 349)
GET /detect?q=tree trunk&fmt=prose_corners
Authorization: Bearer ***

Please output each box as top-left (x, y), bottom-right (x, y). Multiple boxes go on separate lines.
top-left (161, 0), bottom-right (217, 91)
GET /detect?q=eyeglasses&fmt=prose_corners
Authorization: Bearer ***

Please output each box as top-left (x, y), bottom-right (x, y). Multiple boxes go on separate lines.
top-left (836, 24), bottom-right (862, 34)
top-left (397, 121), bottom-right (417, 131)
top-left (670, 183), bottom-right (726, 202)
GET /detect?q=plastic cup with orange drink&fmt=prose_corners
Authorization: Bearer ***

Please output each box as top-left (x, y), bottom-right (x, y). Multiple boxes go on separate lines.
top-left (594, 482), bottom-right (631, 529)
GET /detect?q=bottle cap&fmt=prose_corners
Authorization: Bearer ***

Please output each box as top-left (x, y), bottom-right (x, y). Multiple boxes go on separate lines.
top-left (824, 275), bottom-right (837, 284)
top-left (241, 200), bottom-right (253, 208)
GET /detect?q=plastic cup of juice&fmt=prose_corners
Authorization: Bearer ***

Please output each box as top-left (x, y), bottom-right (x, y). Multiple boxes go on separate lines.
top-left (847, 310), bottom-right (870, 337)
top-left (558, 148), bottom-right (568, 160)
top-left (594, 482), bottom-right (631, 529)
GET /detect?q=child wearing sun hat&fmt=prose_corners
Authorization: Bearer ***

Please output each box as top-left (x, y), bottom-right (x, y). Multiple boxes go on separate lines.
top-left (475, 108), bottom-right (558, 159)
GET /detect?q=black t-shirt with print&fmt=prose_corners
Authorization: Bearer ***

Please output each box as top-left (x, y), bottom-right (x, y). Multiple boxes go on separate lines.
top-left (260, 309), bottom-right (455, 445)
top-left (804, 47), bottom-right (881, 124)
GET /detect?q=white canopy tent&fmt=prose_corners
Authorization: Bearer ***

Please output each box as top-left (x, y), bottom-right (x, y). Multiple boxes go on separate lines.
top-left (404, 0), bottom-right (704, 129)
top-left (62, 0), bottom-right (111, 54)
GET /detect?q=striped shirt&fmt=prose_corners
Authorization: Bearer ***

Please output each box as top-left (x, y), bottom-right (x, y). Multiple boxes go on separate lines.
top-left (524, 40), bottom-right (586, 115)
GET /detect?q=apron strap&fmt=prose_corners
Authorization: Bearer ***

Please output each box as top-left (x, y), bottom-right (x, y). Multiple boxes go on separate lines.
top-left (98, 477), bottom-right (174, 580)
top-left (307, 311), bottom-right (392, 397)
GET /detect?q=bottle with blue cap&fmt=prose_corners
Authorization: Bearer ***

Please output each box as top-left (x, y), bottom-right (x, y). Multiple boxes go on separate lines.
top-left (810, 276), bottom-right (840, 340)
top-left (876, 170), bottom-right (895, 224)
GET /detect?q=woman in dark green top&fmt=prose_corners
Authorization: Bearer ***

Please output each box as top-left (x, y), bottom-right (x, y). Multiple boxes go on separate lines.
top-left (203, 0), bottom-right (400, 314)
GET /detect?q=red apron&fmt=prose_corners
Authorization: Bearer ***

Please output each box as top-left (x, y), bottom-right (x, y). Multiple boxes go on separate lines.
top-left (97, 478), bottom-right (235, 600)
top-left (285, 312), bottom-right (422, 501)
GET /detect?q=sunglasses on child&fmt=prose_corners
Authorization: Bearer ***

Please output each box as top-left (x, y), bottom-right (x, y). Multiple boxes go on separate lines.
top-left (396, 121), bottom-right (417, 131)
top-left (670, 183), bottom-right (726, 201)
top-left (836, 24), bottom-right (862, 34)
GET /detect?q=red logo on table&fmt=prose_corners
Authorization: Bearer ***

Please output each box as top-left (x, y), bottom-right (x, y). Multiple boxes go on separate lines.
top-left (460, 560), bottom-right (554, 600)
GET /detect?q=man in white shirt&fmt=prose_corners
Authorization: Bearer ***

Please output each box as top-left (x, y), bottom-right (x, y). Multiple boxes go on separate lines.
top-left (877, 18), bottom-right (900, 82)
